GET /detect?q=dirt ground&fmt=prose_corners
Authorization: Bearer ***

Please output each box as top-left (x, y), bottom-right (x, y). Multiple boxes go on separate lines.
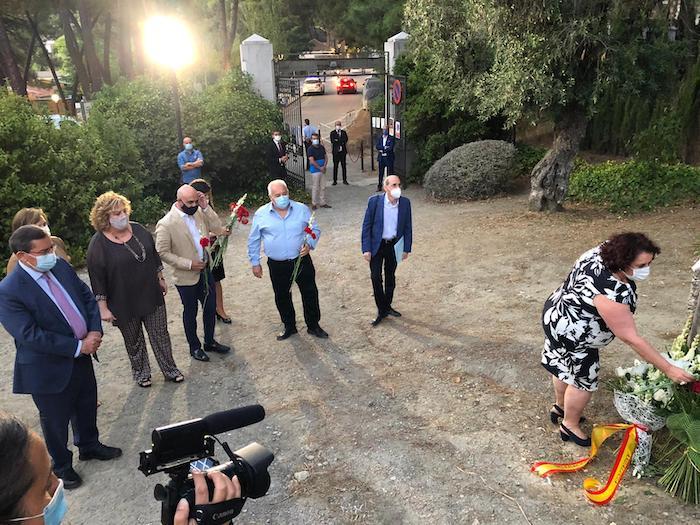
top-left (1, 163), bottom-right (699, 524)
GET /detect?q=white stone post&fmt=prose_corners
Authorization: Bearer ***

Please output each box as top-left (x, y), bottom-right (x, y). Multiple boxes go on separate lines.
top-left (384, 31), bottom-right (411, 75)
top-left (240, 34), bottom-right (275, 102)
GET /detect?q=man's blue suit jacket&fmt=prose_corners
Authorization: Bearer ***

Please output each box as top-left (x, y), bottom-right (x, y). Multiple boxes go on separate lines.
top-left (375, 135), bottom-right (395, 163)
top-left (361, 194), bottom-right (413, 257)
top-left (0, 258), bottom-right (102, 395)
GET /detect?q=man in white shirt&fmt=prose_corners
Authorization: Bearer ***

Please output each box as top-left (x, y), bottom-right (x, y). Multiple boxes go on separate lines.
top-left (155, 185), bottom-right (230, 362)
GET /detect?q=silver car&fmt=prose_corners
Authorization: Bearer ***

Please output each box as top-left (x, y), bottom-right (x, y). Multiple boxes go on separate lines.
top-left (302, 77), bottom-right (325, 96)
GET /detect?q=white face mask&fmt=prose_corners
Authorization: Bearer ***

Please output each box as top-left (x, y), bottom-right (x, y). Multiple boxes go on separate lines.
top-left (110, 214), bottom-right (129, 231)
top-left (390, 188), bottom-right (401, 199)
top-left (627, 266), bottom-right (651, 281)
top-left (335, 126), bottom-right (341, 131)
top-left (273, 135), bottom-right (281, 142)
top-left (312, 139), bottom-right (319, 145)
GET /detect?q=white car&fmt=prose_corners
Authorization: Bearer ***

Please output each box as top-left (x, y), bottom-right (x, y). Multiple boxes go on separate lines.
top-left (302, 77), bottom-right (325, 95)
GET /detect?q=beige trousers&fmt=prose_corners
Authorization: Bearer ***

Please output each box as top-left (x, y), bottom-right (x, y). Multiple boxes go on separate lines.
top-left (311, 170), bottom-right (326, 206)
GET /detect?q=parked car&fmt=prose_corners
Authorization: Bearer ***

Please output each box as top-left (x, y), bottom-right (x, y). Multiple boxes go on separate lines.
top-left (336, 77), bottom-right (357, 95)
top-left (302, 77), bottom-right (325, 95)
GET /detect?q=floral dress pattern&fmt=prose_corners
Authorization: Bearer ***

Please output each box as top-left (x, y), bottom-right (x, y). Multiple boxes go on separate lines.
top-left (541, 245), bottom-right (637, 391)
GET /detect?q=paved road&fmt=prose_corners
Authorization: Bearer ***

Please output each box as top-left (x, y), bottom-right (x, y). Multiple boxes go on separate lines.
top-left (300, 76), bottom-right (368, 134)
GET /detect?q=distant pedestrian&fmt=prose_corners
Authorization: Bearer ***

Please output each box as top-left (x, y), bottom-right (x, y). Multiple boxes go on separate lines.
top-left (177, 137), bottom-right (204, 184)
top-left (330, 120), bottom-right (349, 185)
top-left (307, 133), bottom-right (331, 210)
top-left (266, 130), bottom-right (288, 181)
top-left (375, 126), bottom-right (395, 191)
top-left (302, 119), bottom-right (317, 170)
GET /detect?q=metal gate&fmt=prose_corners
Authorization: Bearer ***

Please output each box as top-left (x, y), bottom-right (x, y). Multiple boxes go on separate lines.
top-left (277, 78), bottom-right (305, 189)
top-left (369, 75), bottom-right (407, 180)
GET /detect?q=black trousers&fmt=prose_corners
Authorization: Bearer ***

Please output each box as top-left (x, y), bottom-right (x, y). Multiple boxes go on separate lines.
top-left (32, 355), bottom-right (99, 472)
top-left (176, 271), bottom-right (216, 352)
top-left (333, 152), bottom-right (347, 183)
top-left (370, 239), bottom-right (397, 314)
top-left (267, 255), bottom-right (321, 329)
top-left (378, 157), bottom-right (394, 186)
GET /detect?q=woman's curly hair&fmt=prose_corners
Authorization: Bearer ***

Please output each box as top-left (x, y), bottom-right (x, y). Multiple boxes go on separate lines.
top-left (90, 191), bottom-right (132, 232)
top-left (600, 232), bottom-right (661, 273)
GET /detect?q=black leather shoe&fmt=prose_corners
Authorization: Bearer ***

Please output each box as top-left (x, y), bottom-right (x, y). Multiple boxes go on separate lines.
top-left (216, 313), bottom-right (232, 324)
top-left (377, 184), bottom-right (382, 192)
top-left (332, 181), bottom-right (338, 185)
top-left (343, 180), bottom-right (349, 185)
top-left (190, 348), bottom-right (210, 362)
top-left (277, 327), bottom-right (298, 341)
top-left (54, 467), bottom-right (82, 490)
top-left (387, 307), bottom-right (402, 317)
top-left (204, 341), bottom-right (230, 354)
top-left (559, 424), bottom-right (591, 447)
top-left (79, 443), bottom-right (123, 461)
top-left (307, 326), bottom-right (329, 338)
top-left (371, 313), bottom-right (388, 326)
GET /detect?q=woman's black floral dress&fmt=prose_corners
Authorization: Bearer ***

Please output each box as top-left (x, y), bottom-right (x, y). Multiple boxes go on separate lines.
top-left (541, 245), bottom-right (637, 391)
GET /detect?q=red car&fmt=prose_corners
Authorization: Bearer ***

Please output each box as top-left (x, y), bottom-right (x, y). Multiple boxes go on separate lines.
top-left (336, 77), bottom-right (357, 94)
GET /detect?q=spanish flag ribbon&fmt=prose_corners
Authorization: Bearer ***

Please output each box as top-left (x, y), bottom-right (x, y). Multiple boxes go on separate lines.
top-left (531, 423), bottom-right (640, 505)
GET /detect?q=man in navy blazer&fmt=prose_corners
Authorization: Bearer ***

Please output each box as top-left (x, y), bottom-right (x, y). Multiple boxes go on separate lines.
top-left (0, 225), bottom-right (121, 489)
top-left (375, 126), bottom-right (395, 191)
top-left (361, 175), bottom-right (412, 326)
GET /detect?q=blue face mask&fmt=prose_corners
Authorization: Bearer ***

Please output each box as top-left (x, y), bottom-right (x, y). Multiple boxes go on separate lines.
top-left (274, 195), bottom-right (290, 209)
top-left (8, 479), bottom-right (67, 524)
top-left (383, 130), bottom-right (389, 136)
top-left (184, 143), bottom-right (193, 151)
top-left (33, 252), bottom-right (57, 272)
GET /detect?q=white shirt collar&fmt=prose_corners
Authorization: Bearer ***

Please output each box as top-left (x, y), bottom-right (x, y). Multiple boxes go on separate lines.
top-left (384, 194), bottom-right (399, 208)
top-left (18, 261), bottom-right (45, 281)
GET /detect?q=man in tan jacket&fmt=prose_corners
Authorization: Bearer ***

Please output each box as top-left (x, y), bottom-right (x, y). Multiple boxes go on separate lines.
top-left (155, 184), bottom-right (230, 362)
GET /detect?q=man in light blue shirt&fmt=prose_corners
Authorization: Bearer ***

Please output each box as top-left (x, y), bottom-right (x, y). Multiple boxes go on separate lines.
top-left (248, 179), bottom-right (327, 341)
top-left (177, 136), bottom-right (204, 183)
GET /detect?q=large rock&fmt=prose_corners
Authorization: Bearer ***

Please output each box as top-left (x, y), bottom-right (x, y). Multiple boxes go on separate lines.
top-left (423, 140), bottom-right (516, 201)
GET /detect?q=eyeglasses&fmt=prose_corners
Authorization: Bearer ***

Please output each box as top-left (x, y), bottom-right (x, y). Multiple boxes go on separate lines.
top-left (28, 246), bottom-right (55, 256)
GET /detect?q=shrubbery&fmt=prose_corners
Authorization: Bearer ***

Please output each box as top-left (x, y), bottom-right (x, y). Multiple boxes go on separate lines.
top-left (0, 92), bottom-right (164, 271)
top-left (568, 159), bottom-right (700, 212)
top-left (423, 140), bottom-right (516, 201)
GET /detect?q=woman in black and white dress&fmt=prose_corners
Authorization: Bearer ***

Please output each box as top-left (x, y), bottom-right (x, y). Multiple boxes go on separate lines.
top-left (541, 232), bottom-right (694, 446)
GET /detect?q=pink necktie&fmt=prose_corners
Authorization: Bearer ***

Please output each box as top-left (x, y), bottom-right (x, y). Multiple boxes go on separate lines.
top-left (43, 273), bottom-right (88, 339)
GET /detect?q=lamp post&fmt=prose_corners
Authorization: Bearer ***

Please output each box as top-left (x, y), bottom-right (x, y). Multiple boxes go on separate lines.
top-left (143, 16), bottom-right (195, 145)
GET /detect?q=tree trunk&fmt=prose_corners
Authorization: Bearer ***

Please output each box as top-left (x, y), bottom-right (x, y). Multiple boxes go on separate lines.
top-left (229, 0), bottom-right (239, 66)
top-left (26, 12), bottom-right (72, 115)
top-left (77, 0), bottom-right (103, 91)
top-left (102, 12), bottom-right (112, 84)
top-left (59, 3), bottom-right (93, 97)
top-left (219, 0), bottom-right (229, 70)
top-left (0, 17), bottom-right (26, 95)
top-left (23, 31), bottom-right (36, 84)
top-left (117, 0), bottom-right (133, 79)
top-left (528, 107), bottom-right (588, 212)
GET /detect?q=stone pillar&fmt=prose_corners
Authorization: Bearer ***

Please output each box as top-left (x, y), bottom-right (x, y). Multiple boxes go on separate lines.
top-left (384, 31), bottom-right (410, 75)
top-left (240, 34), bottom-right (275, 102)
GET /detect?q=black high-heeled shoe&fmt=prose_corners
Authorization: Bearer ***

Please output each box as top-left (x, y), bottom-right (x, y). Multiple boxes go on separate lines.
top-left (550, 404), bottom-right (586, 424)
top-left (216, 313), bottom-right (232, 324)
top-left (559, 423), bottom-right (591, 447)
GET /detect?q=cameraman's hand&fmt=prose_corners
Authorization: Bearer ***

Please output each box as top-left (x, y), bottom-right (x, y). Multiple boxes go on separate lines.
top-left (174, 471), bottom-right (242, 525)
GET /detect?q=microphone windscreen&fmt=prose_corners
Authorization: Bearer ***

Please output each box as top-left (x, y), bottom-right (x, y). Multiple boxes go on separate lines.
top-left (202, 405), bottom-right (265, 435)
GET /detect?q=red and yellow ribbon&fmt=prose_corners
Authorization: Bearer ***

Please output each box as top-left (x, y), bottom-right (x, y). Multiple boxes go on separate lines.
top-left (531, 423), bottom-right (639, 505)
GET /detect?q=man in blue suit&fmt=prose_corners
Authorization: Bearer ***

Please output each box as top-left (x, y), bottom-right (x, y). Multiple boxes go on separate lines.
top-left (0, 225), bottom-right (122, 490)
top-left (375, 126), bottom-right (395, 191)
top-left (361, 175), bottom-right (413, 326)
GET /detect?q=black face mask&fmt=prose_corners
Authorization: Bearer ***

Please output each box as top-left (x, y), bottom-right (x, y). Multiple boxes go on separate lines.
top-left (181, 203), bottom-right (198, 215)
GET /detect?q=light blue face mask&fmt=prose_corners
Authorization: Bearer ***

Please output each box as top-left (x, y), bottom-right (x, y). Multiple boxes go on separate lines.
top-left (184, 143), bottom-right (193, 151)
top-left (33, 252), bottom-right (57, 272)
top-left (8, 479), bottom-right (67, 524)
top-left (274, 195), bottom-right (290, 209)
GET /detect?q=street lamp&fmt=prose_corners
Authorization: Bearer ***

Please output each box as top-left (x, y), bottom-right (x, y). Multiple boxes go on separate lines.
top-left (143, 15), bottom-right (195, 145)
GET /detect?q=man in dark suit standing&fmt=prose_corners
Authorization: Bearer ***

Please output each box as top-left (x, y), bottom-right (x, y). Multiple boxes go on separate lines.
top-left (266, 130), bottom-right (288, 180)
top-left (375, 126), bottom-right (395, 191)
top-left (0, 225), bottom-right (122, 490)
top-left (361, 175), bottom-right (412, 326)
top-left (329, 120), bottom-right (349, 185)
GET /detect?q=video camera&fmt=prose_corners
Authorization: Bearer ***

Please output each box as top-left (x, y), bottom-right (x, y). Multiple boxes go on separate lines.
top-left (139, 405), bottom-right (275, 525)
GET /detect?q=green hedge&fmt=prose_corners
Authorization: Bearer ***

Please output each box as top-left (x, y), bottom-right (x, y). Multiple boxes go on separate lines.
top-left (0, 92), bottom-right (167, 272)
top-left (568, 159), bottom-right (700, 212)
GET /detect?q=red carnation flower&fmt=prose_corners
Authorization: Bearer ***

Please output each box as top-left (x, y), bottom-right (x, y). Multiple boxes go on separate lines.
top-left (691, 381), bottom-right (700, 394)
top-left (200, 237), bottom-right (210, 248)
top-left (304, 227), bottom-right (312, 235)
top-left (241, 218), bottom-right (249, 225)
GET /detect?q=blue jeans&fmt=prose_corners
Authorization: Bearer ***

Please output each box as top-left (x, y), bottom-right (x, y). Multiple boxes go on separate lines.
top-left (176, 271), bottom-right (216, 352)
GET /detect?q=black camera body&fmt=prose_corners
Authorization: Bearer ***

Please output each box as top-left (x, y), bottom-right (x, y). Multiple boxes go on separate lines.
top-left (138, 405), bottom-right (274, 525)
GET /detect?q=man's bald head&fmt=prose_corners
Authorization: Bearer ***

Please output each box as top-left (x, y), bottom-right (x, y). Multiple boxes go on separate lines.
top-left (177, 184), bottom-right (198, 202)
